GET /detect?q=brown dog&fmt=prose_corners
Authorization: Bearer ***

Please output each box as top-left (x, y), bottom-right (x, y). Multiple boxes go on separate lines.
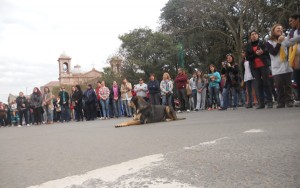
top-left (115, 96), bottom-right (185, 128)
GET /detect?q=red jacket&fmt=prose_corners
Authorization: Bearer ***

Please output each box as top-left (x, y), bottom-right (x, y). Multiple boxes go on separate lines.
top-left (174, 73), bottom-right (188, 89)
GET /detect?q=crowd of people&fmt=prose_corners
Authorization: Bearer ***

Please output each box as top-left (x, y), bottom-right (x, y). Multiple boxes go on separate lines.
top-left (0, 14), bottom-right (300, 127)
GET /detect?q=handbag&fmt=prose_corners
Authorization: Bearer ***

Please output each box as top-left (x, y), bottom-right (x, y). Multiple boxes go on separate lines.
top-left (186, 84), bottom-right (192, 96)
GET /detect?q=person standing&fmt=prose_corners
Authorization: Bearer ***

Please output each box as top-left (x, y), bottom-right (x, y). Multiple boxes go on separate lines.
top-left (207, 65), bottom-right (221, 110)
top-left (95, 81), bottom-right (104, 118)
top-left (195, 70), bottom-right (208, 111)
top-left (266, 24), bottom-right (294, 108)
top-left (282, 13), bottom-right (300, 107)
top-left (16, 92), bottom-right (29, 127)
top-left (110, 81), bottom-right (121, 118)
top-left (83, 84), bottom-right (97, 121)
top-left (134, 78), bottom-right (148, 101)
top-left (189, 72), bottom-right (198, 110)
top-left (121, 78), bottom-right (133, 117)
top-left (174, 68), bottom-right (190, 112)
top-left (42, 87), bottom-right (54, 124)
top-left (99, 81), bottom-right (110, 120)
top-left (58, 87), bottom-right (70, 122)
top-left (241, 51), bottom-right (256, 108)
top-left (160, 72), bottom-right (174, 106)
top-left (72, 85), bottom-right (84, 121)
top-left (147, 74), bottom-right (161, 105)
top-left (246, 31), bottom-right (273, 109)
top-left (220, 54), bottom-right (240, 110)
top-left (30, 87), bottom-right (43, 125)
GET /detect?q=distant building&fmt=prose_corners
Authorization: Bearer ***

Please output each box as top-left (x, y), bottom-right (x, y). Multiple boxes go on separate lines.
top-left (41, 53), bottom-right (104, 91)
top-left (109, 56), bottom-right (123, 74)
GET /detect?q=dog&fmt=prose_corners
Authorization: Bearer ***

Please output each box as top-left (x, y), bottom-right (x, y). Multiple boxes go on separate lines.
top-left (115, 96), bottom-right (185, 128)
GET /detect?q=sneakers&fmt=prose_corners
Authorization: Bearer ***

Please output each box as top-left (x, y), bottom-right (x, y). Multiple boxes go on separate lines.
top-left (295, 101), bottom-right (300, 107)
top-left (18, 125), bottom-right (22, 127)
top-left (26, 124), bottom-right (30, 127)
top-left (186, 109), bottom-right (190, 113)
top-left (218, 107), bottom-right (227, 111)
top-left (177, 110), bottom-right (182, 113)
top-left (207, 107), bottom-right (212, 111)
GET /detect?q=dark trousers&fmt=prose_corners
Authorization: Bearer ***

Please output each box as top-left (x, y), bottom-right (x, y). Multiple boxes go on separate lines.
top-left (273, 72), bottom-right (293, 105)
top-left (208, 86), bottom-right (221, 107)
top-left (74, 103), bottom-right (84, 121)
top-left (245, 80), bottom-right (255, 106)
top-left (294, 69), bottom-right (300, 100)
top-left (178, 88), bottom-right (190, 111)
top-left (19, 109), bottom-right (28, 125)
top-left (253, 66), bottom-right (273, 104)
top-left (149, 93), bottom-right (161, 105)
top-left (61, 104), bottom-right (70, 122)
top-left (33, 107), bottom-right (42, 124)
top-left (85, 103), bottom-right (96, 120)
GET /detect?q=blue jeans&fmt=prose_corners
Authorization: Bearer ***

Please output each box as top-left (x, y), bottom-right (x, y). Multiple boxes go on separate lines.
top-left (162, 94), bottom-right (173, 106)
top-left (100, 99), bottom-right (110, 118)
top-left (208, 86), bottom-right (220, 107)
top-left (61, 104), bottom-right (70, 122)
top-left (112, 99), bottom-right (121, 117)
top-left (222, 85), bottom-right (238, 109)
top-left (122, 100), bottom-right (132, 117)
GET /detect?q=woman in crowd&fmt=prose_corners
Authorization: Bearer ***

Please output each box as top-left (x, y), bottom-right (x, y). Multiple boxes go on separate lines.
top-left (110, 81), bottom-right (121, 118)
top-left (266, 24), bottom-right (294, 108)
top-left (83, 84), bottom-right (97, 121)
top-left (195, 70), bottom-right (208, 111)
top-left (134, 78), bottom-right (148, 101)
top-left (246, 31), bottom-right (273, 109)
top-left (42, 87), bottom-right (53, 124)
top-left (207, 64), bottom-right (221, 110)
top-left (189, 72), bottom-right (198, 110)
top-left (160, 72), bottom-right (173, 106)
top-left (16, 91), bottom-right (29, 126)
top-left (30, 87), bottom-right (43, 125)
top-left (72, 85), bottom-right (84, 121)
top-left (147, 74), bottom-right (161, 105)
top-left (174, 68), bottom-right (190, 112)
top-left (241, 51), bottom-right (255, 108)
top-left (99, 81), bottom-right (110, 120)
top-left (121, 78), bottom-right (133, 117)
top-left (220, 54), bottom-right (240, 110)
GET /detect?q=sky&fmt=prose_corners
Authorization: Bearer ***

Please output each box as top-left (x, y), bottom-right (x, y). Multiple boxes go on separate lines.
top-left (0, 0), bottom-right (169, 103)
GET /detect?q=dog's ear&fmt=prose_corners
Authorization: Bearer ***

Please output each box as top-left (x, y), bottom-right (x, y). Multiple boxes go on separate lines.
top-left (136, 96), bottom-right (149, 111)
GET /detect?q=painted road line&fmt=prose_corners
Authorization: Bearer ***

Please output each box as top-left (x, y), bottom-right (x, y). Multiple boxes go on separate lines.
top-left (28, 154), bottom-right (164, 188)
top-left (183, 137), bottom-right (230, 150)
top-left (243, 129), bottom-right (264, 133)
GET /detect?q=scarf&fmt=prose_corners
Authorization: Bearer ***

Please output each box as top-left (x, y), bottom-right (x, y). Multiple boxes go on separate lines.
top-left (279, 46), bottom-right (286, 63)
top-left (289, 43), bottom-right (298, 68)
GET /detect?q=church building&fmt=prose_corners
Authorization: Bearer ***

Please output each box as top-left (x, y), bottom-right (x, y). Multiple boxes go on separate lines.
top-left (42, 53), bottom-right (103, 91)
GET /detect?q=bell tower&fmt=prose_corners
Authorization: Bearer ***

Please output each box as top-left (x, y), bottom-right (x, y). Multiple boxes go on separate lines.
top-left (57, 52), bottom-right (72, 85)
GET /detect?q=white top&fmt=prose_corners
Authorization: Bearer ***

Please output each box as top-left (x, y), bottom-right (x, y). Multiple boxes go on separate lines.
top-left (243, 60), bottom-right (254, 81)
top-left (189, 77), bottom-right (197, 90)
top-left (267, 40), bottom-right (293, 75)
top-left (134, 83), bottom-right (147, 97)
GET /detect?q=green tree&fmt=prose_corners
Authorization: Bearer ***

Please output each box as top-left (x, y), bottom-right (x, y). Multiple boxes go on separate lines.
top-left (118, 28), bottom-right (178, 81)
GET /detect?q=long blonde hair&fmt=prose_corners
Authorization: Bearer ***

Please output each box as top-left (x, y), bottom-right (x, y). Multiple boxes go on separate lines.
top-left (162, 72), bottom-right (171, 80)
top-left (269, 24), bottom-right (283, 41)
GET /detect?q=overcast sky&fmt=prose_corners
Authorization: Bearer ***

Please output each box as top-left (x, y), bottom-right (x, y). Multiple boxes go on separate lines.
top-left (0, 0), bottom-right (169, 103)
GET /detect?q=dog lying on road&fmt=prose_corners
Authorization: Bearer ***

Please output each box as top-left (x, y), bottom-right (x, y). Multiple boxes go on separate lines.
top-left (115, 96), bottom-right (185, 128)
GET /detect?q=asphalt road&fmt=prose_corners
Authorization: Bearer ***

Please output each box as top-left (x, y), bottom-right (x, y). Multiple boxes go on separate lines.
top-left (0, 107), bottom-right (299, 188)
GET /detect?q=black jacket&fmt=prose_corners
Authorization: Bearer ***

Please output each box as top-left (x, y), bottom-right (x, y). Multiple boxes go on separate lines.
top-left (72, 90), bottom-right (83, 105)
top-left (110, 86), bottom-right (121, 100)
top-left (245, 40), bottom-right (271, 72)
top-left (221, 63), bottom-right (239, 88)
top-left (16, 96), bottom-right (28, 110)
top-left (59, 91), bottom-right (70, 106)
